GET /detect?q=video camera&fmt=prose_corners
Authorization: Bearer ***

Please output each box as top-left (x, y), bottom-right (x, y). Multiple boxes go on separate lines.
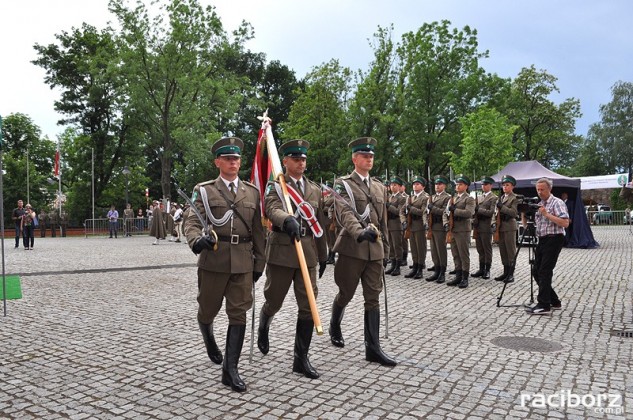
top-left (516, 195), bottom-right (541, 218)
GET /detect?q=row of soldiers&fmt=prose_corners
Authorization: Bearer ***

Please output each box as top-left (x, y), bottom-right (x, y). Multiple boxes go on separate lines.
top-left (35, 209), bottom-right (69, 237)
top-left (322, 172), bottom-right (520, 289)
top-left (181, 134), bottom-right (519, 393)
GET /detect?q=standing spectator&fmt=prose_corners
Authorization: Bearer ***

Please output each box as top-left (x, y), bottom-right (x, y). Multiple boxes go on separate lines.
top-left (38, 208), bottom-right (48, 238)
top-left (107, 205), bottom-right (119, 238)
top-left (149, 200), bottom-right (166, 245)
top-left (123, 203), bottom-right (134, 237)
top-left (21, 204), bottom-right (36, 250)
top-left (625, 206), bottom-right (631, 225)
top-left (171, 203), bottom-right (184, 242)
top-left (147, 204), bottom-right (154, 231)
top-left (12, 199), bottom-right (26, 248)
top-left (136, 208), bottom-right (145, 231)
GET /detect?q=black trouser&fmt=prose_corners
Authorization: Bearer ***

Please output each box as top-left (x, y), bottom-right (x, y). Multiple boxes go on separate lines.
top-left (534, 234), bottom-right (564, 308)
top-left (22, 225), bottom-right (34, 248)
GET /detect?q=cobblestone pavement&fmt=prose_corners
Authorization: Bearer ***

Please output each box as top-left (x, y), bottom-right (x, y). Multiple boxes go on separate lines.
top-left (1, 227), bottom-right (631, 419)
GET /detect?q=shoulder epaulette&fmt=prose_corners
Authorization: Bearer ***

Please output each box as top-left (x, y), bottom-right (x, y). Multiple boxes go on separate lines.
top-left (197, 179), bottom-right (215, 187)
top-left (242, 180), bottom-right (259, 191)
top-left (307, 179), bottom-right (321, 189)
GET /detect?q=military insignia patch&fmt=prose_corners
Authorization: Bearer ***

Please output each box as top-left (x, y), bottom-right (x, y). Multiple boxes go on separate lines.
top-left (265, 184), bottom-right (273, 195)
top-left (335, 184), bottom-right (343, 194)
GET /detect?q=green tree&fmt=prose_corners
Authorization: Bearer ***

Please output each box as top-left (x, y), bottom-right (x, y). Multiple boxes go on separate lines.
top-left (281, 59), bottom-right (353, 182)
top-left (589, 81), bottom-right (633, 175)
top-left (505, 65), bottom-right (581, 168)
top-left (110, 0), bottom-right (250, 199)
top-left (449, 107), bottom-right (516, 179)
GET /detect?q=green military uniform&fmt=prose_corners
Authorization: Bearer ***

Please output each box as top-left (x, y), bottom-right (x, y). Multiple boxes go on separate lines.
top-left (495, 175), bottom-right (519, 283)
top-left (124, 206), bottom-right (134, 237)
top-left (446, 175), bottom-right (476, 288)
top-left (385, 177), bottom-right (406, 276)
top-left (400, 187), bottom-right (410, 267)
top-left (329, 137), bottom-right (396, 367)
top-left (182, 137), bottom-right (266, 393)
top-left (426, 175), bottom-right (452, 283)
top-left (258, 140), bottom-right (328, 379)
top-left (38, 210), bottom-right (48, 238)
top-left (49, 211), bottom-right (58, 237)
top-left (401, 177), bottom-right (429, 279)
top-left (471, 177), bottom-right (498, 279)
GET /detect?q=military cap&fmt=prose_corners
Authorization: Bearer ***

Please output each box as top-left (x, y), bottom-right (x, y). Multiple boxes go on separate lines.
top-left (501, 174), bottom-right (517, 186)
top-left (390, 176), bottom-right (404, 186)
top-left (212, 137), bottom-right (243, 157)
top-left (412, 176), bottom-right (427, 186)
top-left (455, 174), bottom-right (471, 186)
top-left (434, 174), bottom-right (449, 185)
top-left (348, 137), bottom-right (377, 154)
top-left (280, 139), bottom-right (309, 158)
top-left (481, 176), bottom-right (495, 184)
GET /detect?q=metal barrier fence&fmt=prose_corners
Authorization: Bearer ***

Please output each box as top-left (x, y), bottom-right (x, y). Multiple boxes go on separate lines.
top-left (586, 210), bottom-right (632, 226)
top-left (84, 217), bottom-right (151, 238)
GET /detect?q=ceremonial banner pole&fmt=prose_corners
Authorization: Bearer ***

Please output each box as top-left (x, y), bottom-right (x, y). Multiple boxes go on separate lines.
top-left (259, 111), bottom-right (323, 335)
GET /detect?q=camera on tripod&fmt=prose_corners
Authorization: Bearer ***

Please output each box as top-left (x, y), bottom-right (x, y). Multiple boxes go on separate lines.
top-left (516, 195), bottom-right (541, 219)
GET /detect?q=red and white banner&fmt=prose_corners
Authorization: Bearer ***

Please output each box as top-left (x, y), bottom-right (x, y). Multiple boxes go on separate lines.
top-left (54, 141), bottom-right (60, 177)
top-left (250, 127), bottom-right (273, 217)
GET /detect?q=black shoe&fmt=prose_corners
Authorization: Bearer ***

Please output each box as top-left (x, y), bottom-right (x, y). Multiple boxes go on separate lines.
top-left (458, 271), bottom-right (469, 288)
top-left (494, 266), bottom-right (509, 281)
top-left (413, 264), bottom-right (425, 279)
top-left (292, 318), bottom-right (319, 379)
top-left (384, 259), bottom-right (396, 275)
top-left (198, 322), bottom-right (223, 364)
top-left (446, 270), bottom-right (462, 286)
top-left (222, 325), bottom-right (247, 392)
top-left (426, 267), bottom-right (440, 282)
top-left (257, 309), bottom-right (274, 355)
top-left (390, 261), bottom-right (401, 276)
top-left (364, 309), bottom-right (397, 366)
top-left (329, 302), bottom-right (345, 348)
top-left (400, 259), bottom-right (407, 267)
top-left (404, 263), bottom-right (419, 278)
top-left (504, 266), bottom-right (515, 283)
top-left (427, 265), bottom-right (436, 272)
top-left (525, 305), bottom-right (551, 315)
top-left (471, 263), bottom-right (484, 278)
top-left (482, 263), bottom-right (491, 279)
top-left (551, 302), bottom-right (562, 310)
top-left (448, 269), bottom-right (457, 275)
top-left (435, 267), bottom-right (446, 284)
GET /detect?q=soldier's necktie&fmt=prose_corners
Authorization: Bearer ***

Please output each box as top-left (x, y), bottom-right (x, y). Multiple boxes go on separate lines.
top-left (229, 182), bottom-right (236, 199)
top-left (364, 178), bottom-right (369, 191)
top-left (297, 180), bottom-right (303, 195)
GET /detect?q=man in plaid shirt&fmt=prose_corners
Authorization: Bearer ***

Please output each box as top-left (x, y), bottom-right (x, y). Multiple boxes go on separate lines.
top-left (526, 177), bottom-right (570, 315)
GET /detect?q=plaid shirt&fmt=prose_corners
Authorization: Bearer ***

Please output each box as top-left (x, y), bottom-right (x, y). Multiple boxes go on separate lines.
top-left (535, 194), bottom-right (569, 237)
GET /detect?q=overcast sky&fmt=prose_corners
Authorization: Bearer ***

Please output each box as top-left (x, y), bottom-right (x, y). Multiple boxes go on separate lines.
top-left (1, 0), bottom-right (632, 141)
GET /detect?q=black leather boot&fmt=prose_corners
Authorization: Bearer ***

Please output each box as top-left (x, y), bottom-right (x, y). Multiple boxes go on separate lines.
top-left (404, 263), bottom-right (419, 278)
top-left (458, 271), bottom-right (469, 288)
top-left (257, 309), bottom-right (274, 355)
top-left (413, 263), bottom-right (425, 279)
top-left (446, 270), bottom-right (463, 286)
top-left (292, 318), bottom-right (319, 379)
top-left (427, 265), bottom-right (436, 271)
top-left (385, 259), bottom-right (396, 275)
top-left (221, 325), bottom-right (246, 392)
top-left (426, 267), bottom-right (440, 282)
top-left (198, 321), bottom-right (223, 364)
top-left (482, 263), bottom-right (491, 279)
top-left (504, 265), bottom-right (515, 283)
top-left (390, 260), bottom-right (401, 276)
top-left (435, 267), bottom-right (446, 284)
top-left (448, 268), bottom-right (457, 275)
top-left (326, 251), bottom-right (335, 264)
top-left (329, 302), bottom-right (345, 348)
top-left (494, 265), bottom-right (509, 281)
top-left (471, 263), bottom-right (484, 278)
top-left (400, 252), bottom-right (408, 267)
top-left (364, 309), bottom-right (397, 366)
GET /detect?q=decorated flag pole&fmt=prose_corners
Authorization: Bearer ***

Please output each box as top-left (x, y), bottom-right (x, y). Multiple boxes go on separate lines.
top-left (258, 110), bottom-right (323, 335)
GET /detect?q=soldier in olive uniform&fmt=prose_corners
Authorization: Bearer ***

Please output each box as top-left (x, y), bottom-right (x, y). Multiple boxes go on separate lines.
top-left (495, 175), bottom-right (519, 283)
top-left (426, 175), bottom-right (452, 283)
top-left (124, 204), bottom-right (134, 237)
top-left (385, 177), bottom-right (406, 276)
top-left (258, 140), bottom-right (328, 379)
top-left (399, 182), bottom-right (410, 267)
top-left (183, 137), bottom-right (266, 393)
top-left (329, 137), bottom-right (396, 366)
top-left (38, 208), bottom-right (48, 238)
top-left (323, 181), bottom-right (337, 264)
top-left (471, 177), bottom-right (498, 279)
top-left (445, 175), bottom-right (476, 288)
top-left (401, 177), bottom-right (429, 279)
top-left (49, 210), bottom-right (58, 237)
top-left (59, 211), bottom-right (68, 237)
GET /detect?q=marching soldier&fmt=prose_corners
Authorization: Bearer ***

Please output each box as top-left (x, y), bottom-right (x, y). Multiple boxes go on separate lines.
top-left (425, 175), bottom-right (452, 283)
top-left (446, 175), bottom-right (476, 288)
top-left (401, 176), bottom-right (430, 279)
top-left (258, 140), bottom-right (328, 379)
top-left (399, 182), bottom-right (410, 267)
top-left (385, 177), bottom-right (406, 276)
top-left (183, 137), bottom-right (266, 393)
top-left (323, 181), bottom-right (337, 264)
top-left (329, 137), bottom-right (396, 366)
top-left (495, 175), bottom-right (519, 283)
top-left (471, 176), bottom-right (498, 279)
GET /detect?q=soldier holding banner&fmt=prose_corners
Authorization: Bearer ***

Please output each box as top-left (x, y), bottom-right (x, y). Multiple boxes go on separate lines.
top-left (257, 140), bottom-right (328, 379)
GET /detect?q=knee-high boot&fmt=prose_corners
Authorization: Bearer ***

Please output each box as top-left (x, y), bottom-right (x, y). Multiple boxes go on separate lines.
top-left (329, 302), bottom-right (345, 348)
top-left (257, 309), bottom-right (274, 355)
top-left (364, 309), bottom-right (397, 366)
top-left (198, 321), bottom-right (223, 364)
top-left (292, 318), bottom-right (319, 379)
top-left (221, 325), bottom-right (246, 392)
